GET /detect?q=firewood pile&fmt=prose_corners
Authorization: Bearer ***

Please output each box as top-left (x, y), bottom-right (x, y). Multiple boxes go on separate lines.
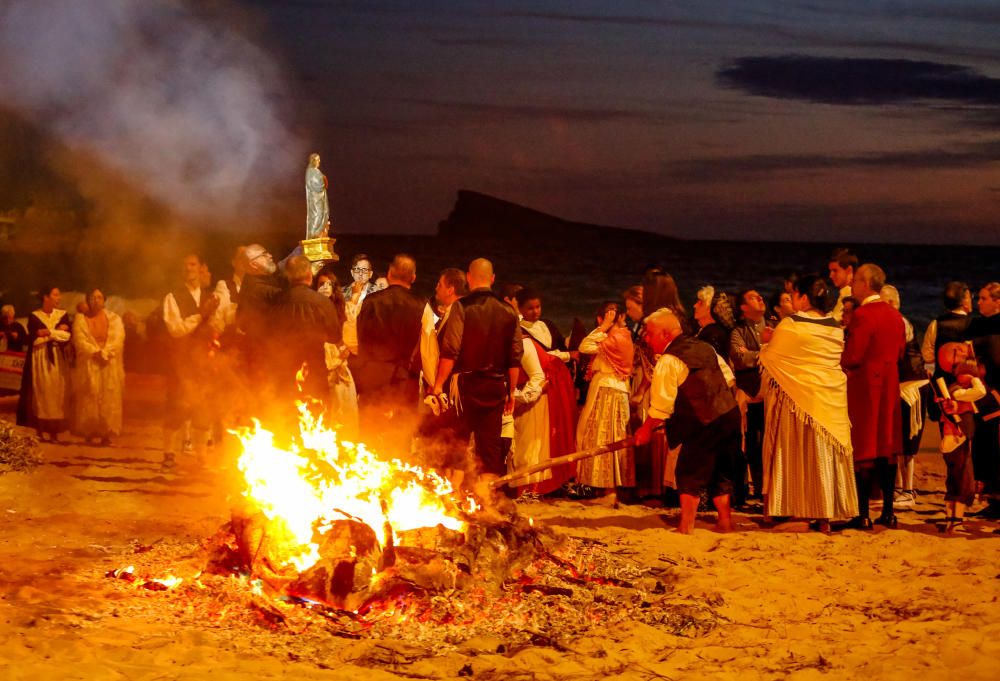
top-left (102, 505), bottom-right (719, 656)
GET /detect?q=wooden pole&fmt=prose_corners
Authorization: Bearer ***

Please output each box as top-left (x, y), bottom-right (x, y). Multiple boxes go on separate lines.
top-left (490, 436), bottom-right (635, 490)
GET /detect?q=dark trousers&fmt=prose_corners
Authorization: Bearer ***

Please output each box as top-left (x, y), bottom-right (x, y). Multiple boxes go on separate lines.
top-left (973, 415), bottom-right (999, 491)
top-left (744, 401), bottom-right (765, 498)
top-left (855, 457), bottom-right (897, 519)
top-left (674, 408), bottom-right (741, 499)
top-left (455, 373), bottom-right (507, 476)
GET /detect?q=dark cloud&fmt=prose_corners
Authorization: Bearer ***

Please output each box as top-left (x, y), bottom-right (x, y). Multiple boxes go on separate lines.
top-left (717, 54), bottom-right (1000, 106)
top-left (666, 139), bottom-right (1000, 182)
top-left (400, 98), bottom-right (662, 124)
top-left (501, 10), bottom-right (732, 31)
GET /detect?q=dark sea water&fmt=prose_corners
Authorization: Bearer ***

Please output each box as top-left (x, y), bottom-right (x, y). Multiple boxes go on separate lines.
top-left (2, 234), bottom-right (998, 335)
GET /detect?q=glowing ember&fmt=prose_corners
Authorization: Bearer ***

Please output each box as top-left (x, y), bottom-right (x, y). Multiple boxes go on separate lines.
top-left (234, 403), bottom-right (468, 572)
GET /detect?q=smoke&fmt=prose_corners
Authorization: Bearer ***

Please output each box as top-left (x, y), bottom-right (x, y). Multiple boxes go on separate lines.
top-left (0, 0), bottom-right (305, 229)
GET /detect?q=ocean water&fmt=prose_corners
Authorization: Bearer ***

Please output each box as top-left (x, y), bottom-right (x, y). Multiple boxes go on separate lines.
top-left (2, 235), bottom-right (998, 336)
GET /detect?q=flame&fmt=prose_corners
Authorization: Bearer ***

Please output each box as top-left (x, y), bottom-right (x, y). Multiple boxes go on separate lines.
top-left (234, 403), bottom-right (467, 572)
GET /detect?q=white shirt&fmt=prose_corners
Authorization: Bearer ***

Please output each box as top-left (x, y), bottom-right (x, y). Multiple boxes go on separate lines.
top-left (647, 341), bottom-right (734, 420)
top-left (920, 308), bottom-right (969, 366)
top-left (521, 319), bottom-right (571, 362)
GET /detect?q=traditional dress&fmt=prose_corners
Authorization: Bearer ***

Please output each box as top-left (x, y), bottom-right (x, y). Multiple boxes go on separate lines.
top-left (760, 314), bottom-right (858, 520)
top-left (71, 311), bottom-right (125, 439)
top-left (577, 326), bottom-right (635, 488)
top-left (512, 337), bottom-right (577, 494)
top-left (16, 308), bottom-right (71, 434)
top-left (510, 338), bottom-right (548, 487)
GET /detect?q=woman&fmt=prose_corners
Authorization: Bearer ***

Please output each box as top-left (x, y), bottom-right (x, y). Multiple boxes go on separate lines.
top-left (760, 275), bottom-right (858, 531)
top-left (693, 285), bottom-right (735, 357)
top-left (623, 285), bottom-right (644, 344)
top-left (577, 302), bottom-right (635, 505)
top-left (16, 286), bottom-right (72, 440)
top-left (315, 267), bottom-right (358, 436)
top-left (631, 268), bottom-right (687, 499)
top-left (769, 290), bottom-right (795, 323)
top-left (72, 288), bottom-right (125, 445)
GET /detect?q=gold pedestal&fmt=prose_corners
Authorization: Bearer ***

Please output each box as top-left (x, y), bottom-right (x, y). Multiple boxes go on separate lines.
top-left (300, 236), bottom-right (339, 263)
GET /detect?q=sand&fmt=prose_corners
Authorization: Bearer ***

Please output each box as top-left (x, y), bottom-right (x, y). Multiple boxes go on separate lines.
top-left (1, 377), bottom-right (999, 680)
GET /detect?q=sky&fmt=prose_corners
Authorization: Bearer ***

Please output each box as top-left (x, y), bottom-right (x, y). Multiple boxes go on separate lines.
top-left (2, 0), bottom-right (1000, 243)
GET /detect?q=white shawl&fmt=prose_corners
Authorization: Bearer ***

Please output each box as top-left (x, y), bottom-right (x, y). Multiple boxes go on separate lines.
top-left (760, 315), bottom-right (852, 452)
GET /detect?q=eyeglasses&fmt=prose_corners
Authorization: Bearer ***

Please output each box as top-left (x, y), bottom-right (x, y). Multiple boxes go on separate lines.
top-left (351, 267), bottom-right (371, 274)
top-left (249, 251), bottom-right (271, 262)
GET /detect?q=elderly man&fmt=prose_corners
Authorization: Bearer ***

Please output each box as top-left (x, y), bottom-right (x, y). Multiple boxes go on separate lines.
top-left (635, 308), bottom-right (741, 534)
top-left (432, 258), bottom-right (523, 484)
top-left (278, 255), bottom-right (342, 400)
top-left (237, 243), bottom-right (284, 383)
top-left (0, 304), bottom-right (27, 352)
top-left (842, 263), bottom-right (906, 529)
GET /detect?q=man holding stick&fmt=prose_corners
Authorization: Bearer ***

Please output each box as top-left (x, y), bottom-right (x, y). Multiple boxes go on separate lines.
top-left (634, 308), bottom-right (741, 534)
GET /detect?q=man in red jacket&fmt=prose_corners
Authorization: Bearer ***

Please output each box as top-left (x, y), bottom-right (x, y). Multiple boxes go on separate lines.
top-left (842, 263), bottom-right (906, 529)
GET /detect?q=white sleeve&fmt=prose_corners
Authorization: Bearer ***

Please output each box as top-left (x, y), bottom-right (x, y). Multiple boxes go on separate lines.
top-left (163, 294), bottom-right (201, 339)
top-left (717, 352), bottom-right (736, 387)
top-left (648, 355), bottom-right (690, 420)
top-left (578, 329), bottom-right (606, 355)
top-left (952, 377), bottom-right (986, 403)
top-left (516, 339), bottom-right (545, 405)
top-left (921, 320), bottom-right (937, 365)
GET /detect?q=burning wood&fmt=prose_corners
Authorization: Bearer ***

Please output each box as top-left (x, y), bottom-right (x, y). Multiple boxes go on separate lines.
top-left (100, 401), bottom-right (719, 656)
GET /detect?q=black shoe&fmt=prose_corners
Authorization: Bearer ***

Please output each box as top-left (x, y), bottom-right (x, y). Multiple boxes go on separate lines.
top-left (808, 520), bottom-right (832, 534)
top-left (846, 516), bottom-right (873, 530)
top-left (874, 514), bottom-right (898, 529)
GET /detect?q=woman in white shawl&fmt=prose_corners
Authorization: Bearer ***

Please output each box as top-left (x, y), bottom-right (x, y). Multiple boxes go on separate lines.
top-left (760, 275), bottom-right (858, 532)
top-left (72, 288), bottom-right (125, 445)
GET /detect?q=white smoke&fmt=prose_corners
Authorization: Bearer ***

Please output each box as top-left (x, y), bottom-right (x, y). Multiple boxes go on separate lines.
top-left (0, 0), bottom-right (304, 226)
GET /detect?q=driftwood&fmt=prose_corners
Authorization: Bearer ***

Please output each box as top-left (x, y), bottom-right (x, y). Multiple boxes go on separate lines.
top-left (491, 437), bottom-right (635, 489)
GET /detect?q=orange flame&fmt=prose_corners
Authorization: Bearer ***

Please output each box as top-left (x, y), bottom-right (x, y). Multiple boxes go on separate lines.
top-left (235, 403), bottom-right (467, 572)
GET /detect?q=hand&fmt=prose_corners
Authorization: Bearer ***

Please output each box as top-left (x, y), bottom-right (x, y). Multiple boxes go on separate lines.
top-left (633, 419), bottom-right (653, 446)
top-left (37, 329), bottom-right (51, 338)
top-left (57, 324), bottom-right (70, 332)
top-left (956, 374), bottom-right (973, 388)
top-left (599, 310), bottom-right (617, 332)
top-left (941, 399), bottom-right (958, 415)
top-left (569, 350), bottom-right (580, 362)
top-left (504, 393), bottom-right (516, 416)
top-left (201, 294), bottom-right (220, 316)
top-left (761, 326), bottom-right (774, 344)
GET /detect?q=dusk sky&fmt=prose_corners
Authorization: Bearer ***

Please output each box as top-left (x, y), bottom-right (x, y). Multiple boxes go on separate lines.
top-left (3, 1), bottom-right (1000, 243)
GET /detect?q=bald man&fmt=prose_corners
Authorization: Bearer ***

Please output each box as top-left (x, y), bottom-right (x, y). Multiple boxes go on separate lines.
top-left (433, 258), bottom-right (523, 481)
top-left (351, 253), bottom-right (425, 446)
top-left (635, 308), bottom-right (740, 534)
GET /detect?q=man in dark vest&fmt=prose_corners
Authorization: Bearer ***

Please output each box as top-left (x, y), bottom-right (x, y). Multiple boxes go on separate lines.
top-left (351, 254), bottom-right (425, 451)
top-left (432, 258), bottom-right (523, 487)
top-left (635, 308), bottom-right (741, 534)
top-left (161, 253), bottom-right (221, 469)
top-left (921, 281), bottom-right (973, 375)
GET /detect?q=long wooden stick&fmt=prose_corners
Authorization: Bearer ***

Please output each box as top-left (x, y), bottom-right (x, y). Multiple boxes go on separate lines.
top-left (491, 436), bottom-right (635, 490)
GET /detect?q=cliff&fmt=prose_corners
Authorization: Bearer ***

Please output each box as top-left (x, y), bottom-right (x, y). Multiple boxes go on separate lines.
top-left (437, 190), bottom-right (678, 242)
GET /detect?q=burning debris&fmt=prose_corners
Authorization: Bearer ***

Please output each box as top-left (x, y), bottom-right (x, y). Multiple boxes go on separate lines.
top-left (101, 402), bottom-right (720, 658)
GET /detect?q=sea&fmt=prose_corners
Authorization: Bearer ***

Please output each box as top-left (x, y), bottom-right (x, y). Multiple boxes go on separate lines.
top-left (2, 234), bottom-right (998, 335)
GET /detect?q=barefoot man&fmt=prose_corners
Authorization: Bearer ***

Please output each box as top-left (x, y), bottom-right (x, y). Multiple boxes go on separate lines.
top-left (634, 308), bottom-right (741, 534)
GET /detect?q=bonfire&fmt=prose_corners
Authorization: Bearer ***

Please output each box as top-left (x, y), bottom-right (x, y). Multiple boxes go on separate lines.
top-left (104, 401), bottom-right (719, 653)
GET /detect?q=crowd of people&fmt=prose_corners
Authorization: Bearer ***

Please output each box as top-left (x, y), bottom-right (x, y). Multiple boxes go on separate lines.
top-left (6, 245), bottom-right (999, 534)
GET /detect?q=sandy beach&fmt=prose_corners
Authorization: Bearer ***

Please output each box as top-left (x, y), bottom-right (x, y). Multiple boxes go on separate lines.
top-left (1, 376), bottom-right (999, 680)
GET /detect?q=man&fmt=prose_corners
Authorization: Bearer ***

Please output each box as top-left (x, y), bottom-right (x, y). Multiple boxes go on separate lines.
top-left (635, 308), bottom-right (741, 534)
top-left (278, 255), bottom-right (342, 400)
top-left (921, 281), bottom-right (973, 375)
top-left (729, 289), bottom-right (770, 503)
top-left (161, 254), bottom-right (221, 468)
top-left (432, 258), bottom-right (523, 485)
top-left (968, 282), bottom-right (1000, 505)
top-left (0, 304), bottom-right (27, 352)
top-left (351, 254), bottom-right (425, 445)
top-left (841, 263), bottom-right (906, 529)
top-left (420, 267), bottom-right (467, 394)
top-left (237, 243), bottom-right (284, 384)
top-left (214, 245), bottom-right (247, 342)
top-left (829, 247), bottom-right (858, 323)
top-left (342, 253), bottom-right (379, 313)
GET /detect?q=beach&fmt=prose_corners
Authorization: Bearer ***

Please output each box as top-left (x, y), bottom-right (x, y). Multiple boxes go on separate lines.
top-left (1, 376), bottom-right (999, 680)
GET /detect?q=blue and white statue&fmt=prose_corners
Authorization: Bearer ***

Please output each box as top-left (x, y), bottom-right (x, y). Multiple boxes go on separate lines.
top-left (305, 152), bottom-right (330, 239)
